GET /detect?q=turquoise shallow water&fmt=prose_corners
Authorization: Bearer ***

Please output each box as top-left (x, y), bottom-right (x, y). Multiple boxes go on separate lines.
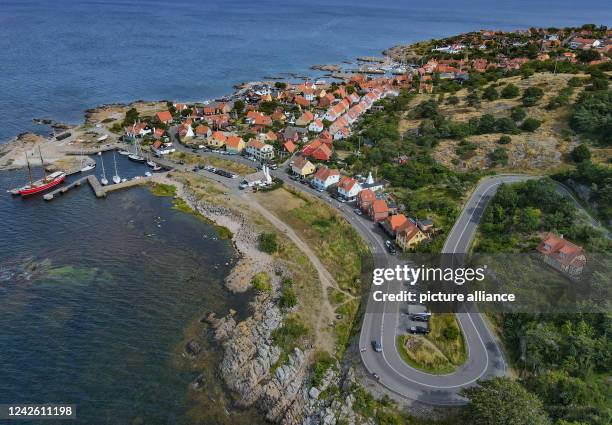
top-left (0, 163), bottom-right (262, 424)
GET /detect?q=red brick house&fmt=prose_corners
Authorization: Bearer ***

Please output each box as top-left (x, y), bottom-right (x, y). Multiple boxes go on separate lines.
top-left (368, 199), bottom-right (388, 222)
top-left (357, 189), bottom-right (376, 213)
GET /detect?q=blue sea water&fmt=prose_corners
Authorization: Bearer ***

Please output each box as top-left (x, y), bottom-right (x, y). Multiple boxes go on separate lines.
top-left (0, 0), bottom-right (610, 142)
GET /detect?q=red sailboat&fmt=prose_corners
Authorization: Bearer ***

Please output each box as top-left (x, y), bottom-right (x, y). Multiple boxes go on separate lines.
top-left (9, 148), bottom-right (66, 196)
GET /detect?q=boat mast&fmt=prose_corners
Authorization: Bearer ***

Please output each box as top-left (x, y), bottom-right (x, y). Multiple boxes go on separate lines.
top-left (38, 146), bottom-right (47, 179)
top-left (25, 153), bottom-right (33, 186)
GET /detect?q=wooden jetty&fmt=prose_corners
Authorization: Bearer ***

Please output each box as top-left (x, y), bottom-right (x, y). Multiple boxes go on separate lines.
top-left (43, 175), bottom-right (150, 201)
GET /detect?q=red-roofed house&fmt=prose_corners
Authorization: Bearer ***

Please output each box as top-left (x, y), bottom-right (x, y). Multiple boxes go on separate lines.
top-left (537, 234), bottom-right (586, 276)
top-left (225, 136), bottom-right (245, 154)
top-left (302, 140), bottom-right (332, 162)
top-left (337, 176), bottom-right (361, 201)
top-left (357, 189), bottom-right (376, 213)
top-left (208, 131), bottom-right (227, 148)
top-left (386, 214), bottom-right (409, 235)
top-left (283, 140), bottom-right (297, 154)
top-left (196, 125), bottom-right (211, 138)
top-left (368, 199), bottom-right (388, 222)
top-left (396, 221), bottom-right (427, 250)
top-left (296, 111), bottom-right (315, 126)
top-left (312, 166), bottom-right (340, 190)
top-left (156, 111), bottom-right (173, 124)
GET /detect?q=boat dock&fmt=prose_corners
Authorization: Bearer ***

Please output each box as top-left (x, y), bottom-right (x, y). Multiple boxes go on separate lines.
top-left (43, 175), bottom-right (151, 201)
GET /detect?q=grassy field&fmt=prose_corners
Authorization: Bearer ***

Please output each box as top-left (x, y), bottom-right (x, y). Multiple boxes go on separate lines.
top-left (255, 187), bottom-right (369, 294)
top-left (397, 313), bottom-right (467, 374)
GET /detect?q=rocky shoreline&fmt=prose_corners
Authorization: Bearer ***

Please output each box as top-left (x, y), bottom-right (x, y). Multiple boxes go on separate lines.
top-left (156, 174), bottom-right (383, 425)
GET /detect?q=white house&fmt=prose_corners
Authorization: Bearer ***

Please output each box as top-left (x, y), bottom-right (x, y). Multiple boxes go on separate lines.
top-left (312, 166), bottom-right (340, 190)
top-left (308, 119), bottom-right (324, 133)
top-left (337, 176), bottom-right (362, 200)
top-left (246, 139), bottom-right (275, 161)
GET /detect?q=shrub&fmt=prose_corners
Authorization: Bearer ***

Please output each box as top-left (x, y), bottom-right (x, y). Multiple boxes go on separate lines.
top-left (570, 144), bottom-right (591, 162)
top-left (482, 85), bottom-right (499, 101)
top-left (498, 135), bottom-right (512, 144)
top-left (495, 117), bottom-right (520, 134)
top-left (511, 107), bottom-right (527, 122)
top-left (501, 83), bottom-right (520, 98)
top-left (443, 325), bottom-right (460, 340)
top-left (522, 86), bottom-right (544, 106)
top-left (251, 272), bottom-right (272, 292)
top-left (567, 77), bottom-right (583, 88)
top-left (447, 95), bottom-right (460, 105)
top-left (258, 232), bottom-right (278, 253)
top-left (489, 147), bottom-right (509, 166)
top-left (311, 351), bottom-right (336, 387)
top-left (521, 118), bottom-right (542, 132)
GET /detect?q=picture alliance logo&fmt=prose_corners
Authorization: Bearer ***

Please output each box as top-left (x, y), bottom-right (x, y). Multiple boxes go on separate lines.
top-left (372, 264), bottom-right (488, 286)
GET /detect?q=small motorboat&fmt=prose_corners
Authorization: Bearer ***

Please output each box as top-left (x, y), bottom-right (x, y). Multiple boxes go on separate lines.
top-left (144, 171), bottom-right (152, 177)
top-left (118, 150), bottom-right (130, 156)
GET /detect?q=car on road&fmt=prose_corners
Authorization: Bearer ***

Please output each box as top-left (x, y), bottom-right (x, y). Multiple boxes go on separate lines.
top-left (371, 340), bottom-right (382, 352)
top-left (372, 373), bottom-right (380, 381)
top-left (353, 208), bottom-right (362, 215)
top-left (408, 326), bottom-right (430, 335)
top-left (384, 240), bottom-right (397, 255)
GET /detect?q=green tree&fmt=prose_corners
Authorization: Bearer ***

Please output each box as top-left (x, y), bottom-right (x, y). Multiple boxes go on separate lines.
top-left (522, 86), bottom-right (544, 106)
top-left (571, 144), bottom-right (591, 162)
top-left (570, 90), bottom-right (612, 143)
top-left (233, 100), bottom-right (245, 114)
top-left (502, 83), bottom-right (520, 99)
top-left (123, 107), bottom-right (139, 126)
top-left (577, 49), bottom-right (601, 63)
top-left (462, 378), bottom-right (551, 425)
top-left (483, 85), bottom-right (499, 101)
top-left (511, 106), bottom-right (527, 122)
top-left (521, 117), bottom-right (542, 132)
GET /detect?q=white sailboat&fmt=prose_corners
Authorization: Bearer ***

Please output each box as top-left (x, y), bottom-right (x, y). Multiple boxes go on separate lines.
top-left (80, 147), bottom-right (96, 172)
top-left (128, 142), bottom-right (145, 163)
top-left (112, 152), bottom-right (121, 184)
top-left (100, 155), bottom-right (109, 185)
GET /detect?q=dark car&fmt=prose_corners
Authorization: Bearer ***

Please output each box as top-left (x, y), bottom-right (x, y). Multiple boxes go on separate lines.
top-left (408, 326), bottom-right (430, 335)
top-left (384, 240), bottom-right (397, 255)
top-left (411, 314), bottom-right (430, 322)
top-left (371, 340), bottom-right (382, 352)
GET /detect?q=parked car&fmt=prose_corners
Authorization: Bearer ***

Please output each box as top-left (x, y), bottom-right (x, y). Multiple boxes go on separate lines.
top-left (385, 240), bottom-right (397, 255)
top-left (411, 314), bottom-right (430, 322)
top-left (408, 326), bottom-right (430, 335)
top-left (354, 208), bottom-right (362, 215)
top-left (371, 340), bottom-right (382, 352)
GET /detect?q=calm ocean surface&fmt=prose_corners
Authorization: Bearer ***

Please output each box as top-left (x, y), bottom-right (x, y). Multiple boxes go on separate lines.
top-left (1, 0), bottom-right (610, 142)
top-left (0, 1), bottom-right (610, 424)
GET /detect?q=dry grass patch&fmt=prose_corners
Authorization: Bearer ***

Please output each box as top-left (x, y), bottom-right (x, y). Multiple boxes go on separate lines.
top-left (396, 335), bottom-right (455, 374)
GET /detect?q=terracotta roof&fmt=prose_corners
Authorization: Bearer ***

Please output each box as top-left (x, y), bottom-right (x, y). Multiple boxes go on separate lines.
top-left (196, 125), bottom-right (210, 136)
top-left (156, 111), bottom-right (173, 123)
top-left (358, 189), bottom-right (376, 202)
top-left (370, 199), bottom-right (388, 214)
top-left (226, 136), bottom-right (243, 149)
top-left (283, 141), bottom-right (296, 153)
top-left (211, 131), bottom-right (226, 142)
top-left (387, 214), bottom-right (408, 232)
top-left (398, 221), bottom-right (421, 241)
top-left (247, 139), bottom-right (266, 150)
top-left (537, 233), bottom-right (586, 268)
top-left (338, 176), bottom-right (358, 192)
top-left (314, 166), bottom-right (339, 181)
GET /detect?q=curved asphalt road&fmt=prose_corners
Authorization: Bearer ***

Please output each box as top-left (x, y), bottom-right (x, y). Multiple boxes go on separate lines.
top-left (357, 174), bottom-right (533, 405)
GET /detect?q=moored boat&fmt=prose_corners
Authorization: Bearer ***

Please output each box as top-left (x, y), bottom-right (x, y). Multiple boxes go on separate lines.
top-left (18, 171), bottom-right (66, 196)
